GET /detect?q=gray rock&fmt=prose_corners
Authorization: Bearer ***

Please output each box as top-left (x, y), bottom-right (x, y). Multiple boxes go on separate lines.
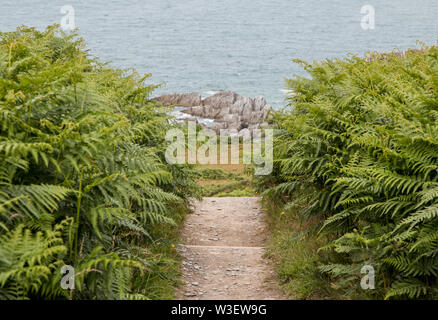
top-left (264, 105), bottom-right (273, 119)
top-left (252, 129), bottom-right (263, 139)
top-left (240, 104), bottom-right (253, 122)
top-left (165, 91), bottom-right (272, 136)
top-left (253, 96), bottom-right (267, 111)
top-left (153, 92), bottom-right (201, 107)
top-left (249, 111), bottom-right (264, 124)
top-left (210, 122), bottom-right (228, 132)
top-left (223, 113), bottom-right (239, 124)
top-left (181, 106), bottom-right (205, 117)
top-left (204, 105), bottom-right (222, 119)
top-left (219, 129), bottom-right (239, 137)
top-left (227, 121), bottom-right (241, 131)
top-left (184, 292), bottom-right (197, 297)
top-left (230, 97), bottom-right (253, 115)
top-left (238, 128), bottom-right (251, 138)
top-left (216, 106), bottom-right (230, 120)
top-left (202, 91), bottom-right (239, 109)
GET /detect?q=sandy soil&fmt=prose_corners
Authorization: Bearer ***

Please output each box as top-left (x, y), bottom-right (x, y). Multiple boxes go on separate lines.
top-left (176, 197), bottom-right (283, 300)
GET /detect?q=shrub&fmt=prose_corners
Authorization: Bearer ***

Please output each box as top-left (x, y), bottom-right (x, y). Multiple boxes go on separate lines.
top-left (0, 25), bottom-right (199, 299)
top-left (260, 46), bottom-right (438, 299)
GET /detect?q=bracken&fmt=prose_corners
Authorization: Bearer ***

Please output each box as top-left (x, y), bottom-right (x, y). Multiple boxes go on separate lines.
top-left (0, 25), bottom-right (200, 300)
top-left (258, 45), bottom-right (438, 299)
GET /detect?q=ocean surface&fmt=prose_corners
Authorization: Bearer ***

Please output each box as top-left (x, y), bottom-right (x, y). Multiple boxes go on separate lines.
top-left (1, 0), bottom-right (438, 107)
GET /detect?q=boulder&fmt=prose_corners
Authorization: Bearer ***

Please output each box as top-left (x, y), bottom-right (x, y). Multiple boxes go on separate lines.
top-left (210, 121), bottom-right (228, 132)
top-left (181, 106), bottom-right (205, 117)
top-left (240, 104), bottom-right (253, 122)
top-left (249, 111), bottom-right (264, 124)
top-left (248, 123), bottom-right (260, 130)
top-left (153, 92), bottom-right (201, 107)
top-left (227, 118), bottom-right (242, 131)
top-left (219, 129), bottom-right (239, 137)
top-left (252, 96), bottom-right (267, 111)
top-left (204, 105), bottom-right (223, 119)
top-left (238, 128), bottom-right (251, 138)
top-left (223, 113), bottom-right (239, 124)
top-left (230, 97), bottom-right (253, 115)
top-left (252, 129), bottom-right (263, 140)
top-left (202, 91), bottom-right (239, 110)
top-left (216, 106), bottom-right (230, 120)
top-left (263, 105), bottom-right (273, 119)
top-left (167, 91), bottom-right (272, 136)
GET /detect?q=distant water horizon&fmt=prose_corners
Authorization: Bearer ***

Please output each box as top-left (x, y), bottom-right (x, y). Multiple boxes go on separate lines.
top-left (1, 0), bottom-right (438, 107)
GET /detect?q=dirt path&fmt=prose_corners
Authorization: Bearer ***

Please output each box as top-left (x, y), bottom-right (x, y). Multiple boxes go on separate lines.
top-left (176, 197), bottom-right (283, 300)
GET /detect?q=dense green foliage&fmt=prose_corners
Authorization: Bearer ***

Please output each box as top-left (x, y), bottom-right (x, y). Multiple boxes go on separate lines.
top-left (0, 25), bottom-right (199, 299)
top-left (260, 47), bottom-right (438, 299)
top-left (194, 167), bottom-right (244, 181)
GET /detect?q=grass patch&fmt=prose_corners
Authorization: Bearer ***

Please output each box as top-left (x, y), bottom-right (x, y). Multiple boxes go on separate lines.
top-left (194, 163), bottom-right (257, 197)
top-left (263, 200), bottom-right (336, 300)
top-left (146, 204), bottom-right (191, 299)
top-left (194, 167), bottom-right (244, 181)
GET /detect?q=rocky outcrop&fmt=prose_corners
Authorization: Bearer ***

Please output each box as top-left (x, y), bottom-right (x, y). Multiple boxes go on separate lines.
top-left (153, 92), bottom-right (202, 107)
top-left (153, 91), bottom-right (272, 136)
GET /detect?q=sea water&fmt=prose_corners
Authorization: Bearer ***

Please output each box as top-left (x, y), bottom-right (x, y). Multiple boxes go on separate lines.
top-left (1, 0), bottom-right (438, 107)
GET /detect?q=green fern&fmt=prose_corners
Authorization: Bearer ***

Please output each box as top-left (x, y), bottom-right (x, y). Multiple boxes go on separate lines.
top-left (259, 45), bottom-right (438, 299)
top-left (0, 25), bottom-right (199, 300)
